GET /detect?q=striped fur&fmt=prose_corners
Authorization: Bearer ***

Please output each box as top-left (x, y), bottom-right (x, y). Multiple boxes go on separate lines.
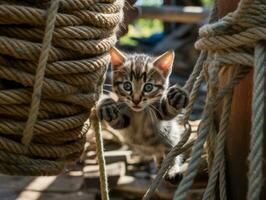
top-left (97, 49), bottom-right (188, 181)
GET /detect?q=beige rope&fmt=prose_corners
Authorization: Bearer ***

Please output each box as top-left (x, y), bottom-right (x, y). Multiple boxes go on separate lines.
top-left (203, 85), bottom-right (233, 200)
top-left (22, 0), bottom-right (60, 145)
top-left (0, 0), bottom-right (123, 175)
top-left (91, 108), bottom-right (110, 200)
top-left (173, 0), bottom-right (266, 199)
top-left (174, 66), bottom-right (250, 200)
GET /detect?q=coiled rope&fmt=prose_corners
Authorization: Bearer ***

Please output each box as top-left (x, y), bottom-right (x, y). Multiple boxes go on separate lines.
top-left (0, 0), bottom-right (123, 177)
top-left (143, 0), bottom-right (266, 199)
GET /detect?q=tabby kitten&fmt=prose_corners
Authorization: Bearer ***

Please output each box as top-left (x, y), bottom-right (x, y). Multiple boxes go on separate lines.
top-left (97, 47), bottom-right (188, 181)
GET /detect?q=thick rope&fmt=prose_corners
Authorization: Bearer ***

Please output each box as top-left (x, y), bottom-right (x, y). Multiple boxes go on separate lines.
top-left (22, 0), bottom-right (60, 145)
top-left (91, 108), bottom-right (110, 200)
top-left (0, 0), bottom-right (123, 175)
top-left (203, 88), bottom-right (233, 200)
top-left (174, 67), bottom-right (250, 200)
top-left (169, 0), bottom-right (266, 199)
top-left (219, 150), bottom-right (227, 200)
top-left (247, 42), bottom-right (265, 200)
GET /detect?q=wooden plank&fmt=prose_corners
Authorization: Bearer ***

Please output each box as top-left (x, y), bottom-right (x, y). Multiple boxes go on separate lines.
top-left (0, 188), bottom-right (17, 200)
top-left (85, 149), bottom-right (132, 165)
top-left (83, 162), bottom-right (126, 189)
top-left (114, 175), bottom-right (205, 200)
top-left (16, 191), bottom-right (95, 200)
top-left (0, 174), bottom-right (84, 193)
top-left (138, 6), bottom-right (208, 23)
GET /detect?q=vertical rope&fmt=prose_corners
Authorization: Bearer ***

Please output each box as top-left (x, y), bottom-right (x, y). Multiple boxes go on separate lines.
top-left (203, 88), bottom-right (233, 200)
top-left (142, 3), bottom-right (220, 198)
top-left (247, 42), bottom-right (265, 200)
top-left (142, 124), bottom-right (193, 200)
top-left (219, 150), bottom-right (227, 200)
top-left (91, 107), bottom-right (110, 200)
top-left (22, 0), bottom-right (60, 145)
top-left (183, 69), bottom-right (205, 123)
top-left (174, 67), bottom-right (250, 200)
top-left (183, 52), bottom-right (207, 93)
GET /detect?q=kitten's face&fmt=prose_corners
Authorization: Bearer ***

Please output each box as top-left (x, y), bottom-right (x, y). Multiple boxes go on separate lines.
top-left (109, 47), bottom-right (174, 112)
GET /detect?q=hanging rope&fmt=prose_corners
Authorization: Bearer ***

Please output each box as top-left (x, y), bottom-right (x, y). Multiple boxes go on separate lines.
top-left (174, 0), bottom-right (265, 199)
top-left (91, 107), bottom-right (110, 200)
top-left (22, 0), bottom-right (60, 145)
top-left (202, 82), bottom-right (233, 200)
top-left (143, 124), bottom-right (194, 200)
top-left (247, 42), bottom-right (265, 200)
top-left (0, 0), bottom-right (124, 176)
top-left (142, 1), bottom-right (218, 198)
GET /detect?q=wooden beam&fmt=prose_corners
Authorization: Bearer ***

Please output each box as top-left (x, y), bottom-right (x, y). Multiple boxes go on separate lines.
top-left (138, 6), bottom-right (208, 23)
top-left (217, 0), bottom-right (266, 200)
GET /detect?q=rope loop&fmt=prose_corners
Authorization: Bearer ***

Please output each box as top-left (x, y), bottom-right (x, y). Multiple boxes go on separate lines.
top-left (172, 0), bottom-right (266, 199)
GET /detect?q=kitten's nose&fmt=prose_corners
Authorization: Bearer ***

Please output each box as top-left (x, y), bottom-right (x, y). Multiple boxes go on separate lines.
top-left (132, 97), bottom-right (141, 105)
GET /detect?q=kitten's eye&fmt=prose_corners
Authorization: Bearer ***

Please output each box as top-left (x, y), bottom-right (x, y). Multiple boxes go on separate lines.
top-left (123, 82), bottom-right (132, 92)
top-left (143, 83), bottom-right (154, 93)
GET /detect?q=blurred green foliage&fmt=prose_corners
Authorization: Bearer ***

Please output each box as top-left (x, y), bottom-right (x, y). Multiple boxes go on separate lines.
top-left (120, 19), bottom-right (163, 45)
top-left (202, 0), bottom-right (213, 6)
top-left (119, 0), bottom-right (213, 46)
top-left (120, 0), bottom-right (163, 46)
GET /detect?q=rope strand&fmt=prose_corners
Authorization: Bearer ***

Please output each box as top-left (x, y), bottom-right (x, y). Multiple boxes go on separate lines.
top-left (22, 0), bottom-right (60, 145)
top-left (247, 42), bottom-right (265, 200)
top-left (92, 108), bottom-right (110, 200)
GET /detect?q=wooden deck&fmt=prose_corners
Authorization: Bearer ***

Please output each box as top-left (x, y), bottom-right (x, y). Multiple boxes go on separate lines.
top-left (0, 121), bottom-right (206, 200)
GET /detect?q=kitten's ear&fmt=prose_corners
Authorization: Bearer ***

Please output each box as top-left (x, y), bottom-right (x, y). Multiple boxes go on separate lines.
top-left (153, 50), bottom-right (175, 76)
top-left (109, 47), bottom-right (126, 70)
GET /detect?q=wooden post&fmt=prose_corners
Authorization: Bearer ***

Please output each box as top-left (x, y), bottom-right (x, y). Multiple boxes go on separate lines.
top-left (217, 0), bottom-right (266, 199)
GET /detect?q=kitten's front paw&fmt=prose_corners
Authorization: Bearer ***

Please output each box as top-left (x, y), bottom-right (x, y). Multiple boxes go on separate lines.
top-left (167, 85), bottom-right (188, 110)
top-left (97, 98), bottom-right (119, 122)
top-left (165, 162), bottom-right (187, 185)
top-left (165, 171), bottom-right (183, 185)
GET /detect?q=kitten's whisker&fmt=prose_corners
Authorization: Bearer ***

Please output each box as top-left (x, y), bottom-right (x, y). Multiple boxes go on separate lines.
top-left (102, 88), bottom-right (111, 92)
top-left (149, 104), bottom-right (162, 116)
top-left (151, 110), bottom-right (158, 125)
top-left (103, 83), bottom-right (112, 87)
top-left (147, 109), bottom-right (154, 124)
top-left (102, 89), bottom-right (112, 94)
top-left (148, 109), bottom-right (157, 125)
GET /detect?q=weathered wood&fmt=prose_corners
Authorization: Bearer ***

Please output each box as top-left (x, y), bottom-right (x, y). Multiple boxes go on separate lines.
top-left (113, 175), bottom-right (205, 200)
top-left (217, 0), bottom-right (266, 199)
top-left (138, 6), bottom-right (207, 23)
top-left (83, 162), bottom-right (126, 188)
top-left (0, 174), bottom-right (84, 193)
top-left (16, 191), bottom-right (95, 200)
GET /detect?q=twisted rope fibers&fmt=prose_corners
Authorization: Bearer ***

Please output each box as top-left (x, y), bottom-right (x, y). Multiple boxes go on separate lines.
top-left (173, 0), bottom-right (266, 199)
top-left (0, 0), bottom-right (123, 176)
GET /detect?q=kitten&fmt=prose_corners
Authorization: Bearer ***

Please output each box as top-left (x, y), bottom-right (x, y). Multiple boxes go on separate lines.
top-left (97, 47), bottom-right (189, 182)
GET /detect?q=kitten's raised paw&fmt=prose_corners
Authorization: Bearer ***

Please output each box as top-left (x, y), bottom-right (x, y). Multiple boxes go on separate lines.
top-left (97, 98), bottom-right (119, 122)
top-left (167, 85), bottom-right (188, 110)
top-left (165, 162), bottom-right (186, 185)
top-left (165, 172), bottom-right (183, 185)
